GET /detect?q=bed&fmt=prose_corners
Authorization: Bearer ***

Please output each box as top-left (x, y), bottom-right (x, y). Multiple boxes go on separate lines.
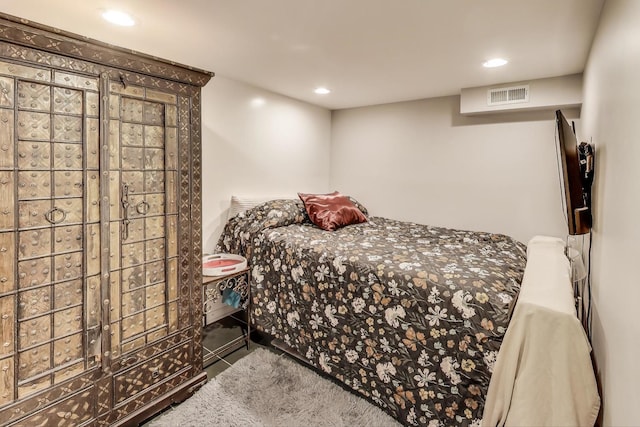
top-left (215, 197), bottom-right (599, 426)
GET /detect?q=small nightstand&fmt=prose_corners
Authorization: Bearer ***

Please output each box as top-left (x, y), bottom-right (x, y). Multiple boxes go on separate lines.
top-left (202, 268), bottom-right (250, 367)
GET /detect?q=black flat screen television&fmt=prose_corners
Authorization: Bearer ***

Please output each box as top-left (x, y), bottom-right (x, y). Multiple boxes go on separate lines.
top-left (555, 109), bottom-right (592, 235)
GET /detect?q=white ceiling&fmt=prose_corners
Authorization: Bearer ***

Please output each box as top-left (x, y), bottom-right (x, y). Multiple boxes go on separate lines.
top-left (1, 0), bottom-right (604, 110)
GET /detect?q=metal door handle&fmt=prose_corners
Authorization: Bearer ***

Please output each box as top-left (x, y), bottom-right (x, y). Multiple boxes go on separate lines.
top-left (121, 183), bottom-right (130, 240)
top-left (44, 207), bottom-right (66, 224)
top-left (136, 200), bottom-right (150, 215)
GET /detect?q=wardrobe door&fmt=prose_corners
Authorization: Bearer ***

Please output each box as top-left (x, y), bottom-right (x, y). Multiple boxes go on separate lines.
top-left (0, 62), bottom-right (101, 414)
top-left (108, 81), bottom-right (179, 365)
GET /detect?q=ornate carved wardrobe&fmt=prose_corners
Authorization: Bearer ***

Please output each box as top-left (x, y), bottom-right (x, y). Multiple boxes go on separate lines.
top-left (0, 13), bottom-right (212, 426)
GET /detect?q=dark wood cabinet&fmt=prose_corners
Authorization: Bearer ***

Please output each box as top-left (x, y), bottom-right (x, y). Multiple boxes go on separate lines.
top-left (0, 12), bottom-right (212, 426)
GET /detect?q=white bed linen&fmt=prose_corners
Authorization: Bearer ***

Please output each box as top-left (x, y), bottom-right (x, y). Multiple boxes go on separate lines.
top-left (227, 195), bottom-right (295, 220)
top-left (482, 235), bottom-right (600, 426)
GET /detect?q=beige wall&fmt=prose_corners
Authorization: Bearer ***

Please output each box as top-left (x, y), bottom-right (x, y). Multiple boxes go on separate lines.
top-left (330, 96), bottom-right (576, 244)
top-left (581, 0), bottom-right (640, 425)
top-left (201, 76), bottom-right (331, 251)
top-left (199, 3), bottom-right (640, 423)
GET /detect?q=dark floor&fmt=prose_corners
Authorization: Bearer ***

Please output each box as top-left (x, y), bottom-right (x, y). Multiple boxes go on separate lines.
top-left (140, 316), bottom-right (281, 426)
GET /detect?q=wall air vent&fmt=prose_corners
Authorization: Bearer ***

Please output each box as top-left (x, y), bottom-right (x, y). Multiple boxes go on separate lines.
top-left (487, 84), bottom-right (529, 106)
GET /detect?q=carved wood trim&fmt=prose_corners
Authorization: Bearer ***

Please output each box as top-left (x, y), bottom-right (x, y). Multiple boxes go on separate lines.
top-left (177, 96), bottom-right (192, 333)
top-left (0, 369), bottom-right (101, 425)
top-left (0, 13), bottom-right (213, 86)
top-left (0, 41), bottom-right (202, 96)
top-left (191, 91), bottom-right (204, 371)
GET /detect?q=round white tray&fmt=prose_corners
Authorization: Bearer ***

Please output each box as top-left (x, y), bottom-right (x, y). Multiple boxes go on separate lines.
top-left (202, 253), bottom-right (247, 276)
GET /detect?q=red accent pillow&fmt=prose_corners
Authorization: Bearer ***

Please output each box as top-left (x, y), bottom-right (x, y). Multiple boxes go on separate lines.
top-left (298, 191), bottom-right (367, 231)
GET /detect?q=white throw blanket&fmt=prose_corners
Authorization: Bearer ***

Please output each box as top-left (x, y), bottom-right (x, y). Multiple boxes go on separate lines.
top-left (482, 235), bottom-right (600, 426)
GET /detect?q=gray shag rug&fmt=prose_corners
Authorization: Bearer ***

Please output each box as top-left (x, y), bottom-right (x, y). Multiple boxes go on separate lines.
top-left (150, 347), bottom-right (401, 427)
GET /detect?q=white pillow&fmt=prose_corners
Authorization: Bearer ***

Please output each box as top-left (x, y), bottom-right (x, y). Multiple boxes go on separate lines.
top-left (227, 195), bottom-right (294, 220)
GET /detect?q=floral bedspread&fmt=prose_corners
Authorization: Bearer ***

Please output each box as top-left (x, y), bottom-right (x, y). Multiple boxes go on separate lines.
top-left (216, 200), bottom-right (527, 426)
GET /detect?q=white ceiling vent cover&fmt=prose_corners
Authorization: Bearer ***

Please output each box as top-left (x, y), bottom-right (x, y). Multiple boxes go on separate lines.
top-left (487, 85), bottom-right (529, 106)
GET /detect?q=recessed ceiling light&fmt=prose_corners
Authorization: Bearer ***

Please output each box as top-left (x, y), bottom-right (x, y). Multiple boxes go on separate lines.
top-left (250, 97), bottom-right (266, 107)
top-left (483, 58), bottom-right (508, 68)
top-left (314, 87), bottom-right (331, 95)
top-left (102, 10), bottom-right (135, 26)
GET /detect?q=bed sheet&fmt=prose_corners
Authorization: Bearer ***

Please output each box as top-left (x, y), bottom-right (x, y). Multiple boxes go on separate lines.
top-left (217, 200), bottom-right (527, 426)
